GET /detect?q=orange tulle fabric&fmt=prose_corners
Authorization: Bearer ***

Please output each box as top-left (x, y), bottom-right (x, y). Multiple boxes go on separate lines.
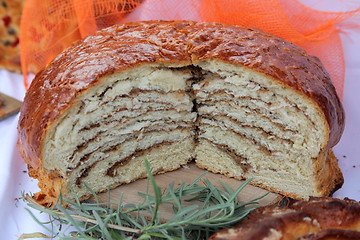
top-left (20, 0), bottom-right (360, 98)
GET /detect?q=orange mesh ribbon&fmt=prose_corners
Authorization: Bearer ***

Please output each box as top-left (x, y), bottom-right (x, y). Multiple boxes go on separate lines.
top-left (20, 0), bottom-right (360, 98)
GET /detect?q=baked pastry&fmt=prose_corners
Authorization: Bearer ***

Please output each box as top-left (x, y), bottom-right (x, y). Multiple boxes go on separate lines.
top-left (17, 20), bottom-right (345, 206)
top-left (210, 197), bottom-right (360, 240)
top-left (0, 0), bottom-right (24, 72)
top-left (0, 94), bottom-right (4, 107)
top-left (0, 94), bottom-right (4, 116)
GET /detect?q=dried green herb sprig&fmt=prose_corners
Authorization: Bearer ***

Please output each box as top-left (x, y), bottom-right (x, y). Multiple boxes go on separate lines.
top-left (21, 159), bottom-right (268, 239)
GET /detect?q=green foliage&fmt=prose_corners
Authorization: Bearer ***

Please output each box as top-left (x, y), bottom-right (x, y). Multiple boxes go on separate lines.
top-left (22, 159), bottom-right (268, 239)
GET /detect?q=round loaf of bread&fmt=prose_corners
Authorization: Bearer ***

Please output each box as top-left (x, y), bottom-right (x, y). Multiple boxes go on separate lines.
top-left (210, 197), bottom-right (360, 240)
top-left (17, 20), bottom-right (345, 206)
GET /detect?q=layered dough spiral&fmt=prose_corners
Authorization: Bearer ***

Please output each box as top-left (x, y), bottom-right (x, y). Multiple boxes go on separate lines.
top-left (42, 66), bottom-right (197, 200)
top-left (18, 21), bottom-right (345, 206)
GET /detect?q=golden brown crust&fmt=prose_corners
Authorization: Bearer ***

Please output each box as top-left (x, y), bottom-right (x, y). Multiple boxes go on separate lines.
top-left (17, 20), bottom-right (194, 169)
top-left (300, 229), bottom-right (360, 240)
top-left (186, 22), bottom-right (344, 149)
top-left (314, 149), bottom-right (344, 197)
top-left (210, 197), bottom-right (360, 240)
top-left (0, 94), bottom-right (4, 107)
top-left (17, 20), bottom-right (344, 173)
top-left (0, 0), bottom-right (24, 72)
top-left (291, 197), bottom-right (360, 230)
top-left (28, 165), bottom-right (65, 208)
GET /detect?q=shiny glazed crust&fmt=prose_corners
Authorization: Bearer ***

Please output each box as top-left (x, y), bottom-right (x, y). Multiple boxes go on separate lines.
top-left (17, 20), bottom-right (344, 171)
top-left (210, 197), bottom-right (360, 240)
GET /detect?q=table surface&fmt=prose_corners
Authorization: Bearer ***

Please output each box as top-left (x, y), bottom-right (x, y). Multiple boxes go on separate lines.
top-left (1, 1), bottom-right (360, 239)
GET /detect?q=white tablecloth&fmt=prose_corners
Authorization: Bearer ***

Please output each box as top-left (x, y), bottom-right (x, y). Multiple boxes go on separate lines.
top-left (1, 1), bottom-right (359, 239)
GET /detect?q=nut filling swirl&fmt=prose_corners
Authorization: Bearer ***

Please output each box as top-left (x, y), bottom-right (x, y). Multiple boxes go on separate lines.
top-left (17, 21), bottom-right (345, 206)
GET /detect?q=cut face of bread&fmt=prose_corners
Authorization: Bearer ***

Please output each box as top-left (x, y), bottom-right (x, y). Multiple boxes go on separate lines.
top-left (41, 66), bottom-right (196, 201)
top-left (194, 61), bottom-right (339, 199)
top-left (18, 21), bottom-right (345, 206)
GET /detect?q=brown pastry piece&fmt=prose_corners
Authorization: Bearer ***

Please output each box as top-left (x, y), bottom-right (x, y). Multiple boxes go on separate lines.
top-left (0, 93), bottom-right (4, 117)
top-left (17, 20), bottom-right (345, 207)
top-left (300, 229), bottom-right (360, 240)
top-left (0, 94), bottom-right (4, 107)
top-left (210, 197), bottom-right (360, 240)
top-left (0, 0), bottom-right (24, 72)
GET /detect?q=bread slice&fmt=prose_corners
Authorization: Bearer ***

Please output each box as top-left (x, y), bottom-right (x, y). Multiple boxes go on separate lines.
top-left (17, 20), bottom-right (345, 206)
top-left (210, 197), bottom-right (360, 240)
top-left (194, 60), bottom-right (343, 200)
